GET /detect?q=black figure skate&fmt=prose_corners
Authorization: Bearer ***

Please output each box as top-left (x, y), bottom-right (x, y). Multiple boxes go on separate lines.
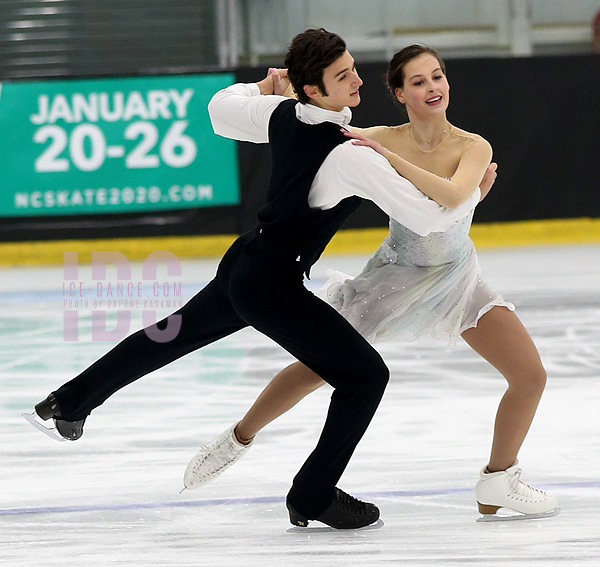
top-left (287, 488), bottom-right (380, 529)
top-left (23, 394), bottom-right (85, 442)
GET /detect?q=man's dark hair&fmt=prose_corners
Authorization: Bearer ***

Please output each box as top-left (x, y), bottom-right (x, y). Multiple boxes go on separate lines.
top-left (285, 28), bottom-right (347, 104)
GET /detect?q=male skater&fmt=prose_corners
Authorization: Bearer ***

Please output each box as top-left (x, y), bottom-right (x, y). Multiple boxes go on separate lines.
top-left (29, 29), bottom-right (480, 529)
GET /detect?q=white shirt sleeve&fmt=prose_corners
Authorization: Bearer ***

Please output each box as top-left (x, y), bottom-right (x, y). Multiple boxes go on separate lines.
top-left (309, 141), bottom-right (481, 236)
top-left (207, 83), bottom-right (289, 143)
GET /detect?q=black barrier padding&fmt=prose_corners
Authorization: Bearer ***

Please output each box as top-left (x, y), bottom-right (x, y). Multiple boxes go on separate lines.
top-left (3, 54), bottom-right (598, 242)
top-left (237, 55), bottom-right (600, 232)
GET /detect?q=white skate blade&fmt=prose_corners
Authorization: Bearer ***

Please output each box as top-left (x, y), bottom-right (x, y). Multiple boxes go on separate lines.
top-left (476, 506), bottom-right (560, 523)
top-left (22, 412), bottom-right (67, 442)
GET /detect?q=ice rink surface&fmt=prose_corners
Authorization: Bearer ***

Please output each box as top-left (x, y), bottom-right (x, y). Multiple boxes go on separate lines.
top-left (1, 243), bottom-right (599, 566)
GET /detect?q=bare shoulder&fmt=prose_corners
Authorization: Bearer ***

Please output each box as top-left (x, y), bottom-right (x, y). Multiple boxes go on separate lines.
top-left (449, 124), bottom-right (491, 151)
top-left (349, 124), bottom-right (408, 143)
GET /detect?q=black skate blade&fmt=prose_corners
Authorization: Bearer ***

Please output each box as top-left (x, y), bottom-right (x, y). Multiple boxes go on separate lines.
top-left (476, 507), bottom-right (560, 523)
top-left (22, 412), bottom-right (67, 442)
top-left (286, 518), bottom-right (385, 533)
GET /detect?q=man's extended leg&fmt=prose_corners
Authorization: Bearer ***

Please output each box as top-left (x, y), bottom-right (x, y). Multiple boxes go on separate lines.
top-left (44, 278), bottom-right (247, 423)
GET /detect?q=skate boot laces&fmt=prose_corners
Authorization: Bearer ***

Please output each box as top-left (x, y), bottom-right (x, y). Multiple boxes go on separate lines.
top-left (191, 439), bottom-right (239, 477)
top-left (335, 489), bottom-right (368, 515)
top-left (508, 467), bottom-right (549, 501)
top-left (183, 424), bottom-right (253, 490)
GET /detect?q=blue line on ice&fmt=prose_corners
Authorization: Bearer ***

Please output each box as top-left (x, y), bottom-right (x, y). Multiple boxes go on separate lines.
top-left (1, 481), bottom-right (597, 517)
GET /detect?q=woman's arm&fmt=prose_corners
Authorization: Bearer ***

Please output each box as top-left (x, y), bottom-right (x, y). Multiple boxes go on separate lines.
top-left (479, 162), bottom-right (497, 202)
top-left (343, 130), bottom-right (492, 209)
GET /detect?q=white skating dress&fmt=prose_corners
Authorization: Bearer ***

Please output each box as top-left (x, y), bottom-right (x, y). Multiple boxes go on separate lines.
top-left (325, 209), bottom-right (514, 346)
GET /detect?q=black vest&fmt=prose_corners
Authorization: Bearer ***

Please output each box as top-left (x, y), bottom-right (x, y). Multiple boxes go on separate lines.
top-left (246, 99), bottom-right (361, 277)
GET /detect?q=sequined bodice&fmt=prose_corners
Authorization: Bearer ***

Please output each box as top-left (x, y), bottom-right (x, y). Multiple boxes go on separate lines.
top-left (376, 211), bottom-right (474, 268)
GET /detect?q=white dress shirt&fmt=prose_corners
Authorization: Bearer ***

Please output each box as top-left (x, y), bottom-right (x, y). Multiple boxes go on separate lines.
top-left (208, 83), bottom-right (480, 236)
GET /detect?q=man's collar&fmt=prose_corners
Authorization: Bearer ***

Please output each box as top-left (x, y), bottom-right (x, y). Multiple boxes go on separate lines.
top-left (295, 103), bottom-right (352, 127)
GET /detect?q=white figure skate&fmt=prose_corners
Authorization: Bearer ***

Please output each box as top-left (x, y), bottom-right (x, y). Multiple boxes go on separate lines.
top-left (183, 424), bottom-right (253, 490)
top-left (475, 460), bottom-right (559, 522)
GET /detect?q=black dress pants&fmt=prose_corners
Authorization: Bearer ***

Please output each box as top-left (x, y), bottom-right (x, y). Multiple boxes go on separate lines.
top-left (53, 235), bottom-right (389, 518)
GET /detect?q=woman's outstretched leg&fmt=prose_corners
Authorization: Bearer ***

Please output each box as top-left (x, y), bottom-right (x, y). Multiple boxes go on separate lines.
top-left (183, 361), bottom-right (326, 487)
top-left (235, 361), bottom-right (325, 442)
top-left (182, 362), bottom-right (326, 490)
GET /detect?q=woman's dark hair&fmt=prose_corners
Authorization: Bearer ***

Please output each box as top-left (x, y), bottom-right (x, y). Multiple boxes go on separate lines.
top-left (386, 44), bottom-right (446, 96)
top-left (285, 28), bottom-right (347, 104)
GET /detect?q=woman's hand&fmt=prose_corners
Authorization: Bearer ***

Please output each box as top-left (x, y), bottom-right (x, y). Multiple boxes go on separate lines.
top-left (342, 129), bottom-right (387, 157)
top-left (479, 162), bottom-right (498, 201)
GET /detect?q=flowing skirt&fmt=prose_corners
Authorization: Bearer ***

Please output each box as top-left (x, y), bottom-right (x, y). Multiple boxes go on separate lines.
top-left (323, 242), bottom-right (514, 346)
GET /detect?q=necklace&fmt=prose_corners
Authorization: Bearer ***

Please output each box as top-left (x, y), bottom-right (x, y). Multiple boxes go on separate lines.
top-left (409, 125), bottom-right (450, 152)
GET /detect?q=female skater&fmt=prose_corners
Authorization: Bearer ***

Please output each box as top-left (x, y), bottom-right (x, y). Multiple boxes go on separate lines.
top-left (184, 45), bottom-right (558, 520)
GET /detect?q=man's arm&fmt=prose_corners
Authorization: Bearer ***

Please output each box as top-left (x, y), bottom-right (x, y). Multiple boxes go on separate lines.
top-left (310, 142), bottom-right (480, 236)
top-left (208, 71), bottom-right (290, 143)
top-left (343, 129), bottom-right (491, 209)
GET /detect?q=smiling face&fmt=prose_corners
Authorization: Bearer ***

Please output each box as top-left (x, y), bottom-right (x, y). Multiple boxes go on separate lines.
top-left (395, 53), bottom-right (450, 117)
top-left (304, 50), bottom-right (363, 111)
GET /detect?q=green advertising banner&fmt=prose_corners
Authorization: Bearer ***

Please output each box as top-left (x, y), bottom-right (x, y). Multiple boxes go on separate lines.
top-left (0, 74), bottom-right (239, 216)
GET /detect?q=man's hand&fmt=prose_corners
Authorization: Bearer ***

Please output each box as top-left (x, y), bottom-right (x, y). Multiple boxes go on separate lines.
top-left (479, 162), bottom-right (497, 202)
top-left (257, 68), bottom-right (295, 97)
top-left (342, 129), bottom-right (386, 156)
